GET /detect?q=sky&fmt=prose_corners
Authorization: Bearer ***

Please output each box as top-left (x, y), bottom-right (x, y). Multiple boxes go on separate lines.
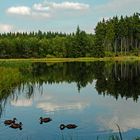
top-left (0, 0), bottom-right (140, 33)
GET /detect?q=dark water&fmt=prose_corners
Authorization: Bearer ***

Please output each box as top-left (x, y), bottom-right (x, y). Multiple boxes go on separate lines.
top-left (0, 61), bottom-right (140, 140)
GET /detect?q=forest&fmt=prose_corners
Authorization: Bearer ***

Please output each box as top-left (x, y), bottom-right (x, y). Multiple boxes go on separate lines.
top-left (95, 12), bottom-right (140, 56)
top-left (0, 13), bottom-right (139, 58)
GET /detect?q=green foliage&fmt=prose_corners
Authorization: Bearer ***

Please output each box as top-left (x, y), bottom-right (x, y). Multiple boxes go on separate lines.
top-left (94, 12), bottom-right (140, 55)
top-left (0, 27), bottom-right (96, 58)
top-left (105, 51), bottom-right (116, 57)
top-left (92, 44), bottom-right (105, 57)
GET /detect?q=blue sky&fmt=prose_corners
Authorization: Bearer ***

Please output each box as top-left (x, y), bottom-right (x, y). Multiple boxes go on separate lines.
top-left (0, 0), bottom-right (139, 33)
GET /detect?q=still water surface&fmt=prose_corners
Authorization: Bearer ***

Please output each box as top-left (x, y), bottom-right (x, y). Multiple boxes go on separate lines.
top-left (0, 61), bottom-right (140, 140)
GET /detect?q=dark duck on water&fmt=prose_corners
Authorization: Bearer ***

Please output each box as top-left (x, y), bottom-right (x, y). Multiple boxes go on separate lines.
top-left (40, 117), bottom-right (52, 124)
top-left (60, 124), bottom-right (78, 130)
top-left (4, 118), bottom-right (17, 125)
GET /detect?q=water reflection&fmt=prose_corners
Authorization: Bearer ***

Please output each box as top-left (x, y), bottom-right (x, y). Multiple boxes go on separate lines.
top-left (11, 98), bottom-right (32, 107)
top-left (20, 61), bottom-right (140, 101)
top-left (1, 61), bottom-right (140, 102)
top-left (96, 61), bottom-right (140, 102)
top-left (0, 61), bottom-right (140, 139)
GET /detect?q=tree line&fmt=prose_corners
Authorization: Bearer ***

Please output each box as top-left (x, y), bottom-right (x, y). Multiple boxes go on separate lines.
top-left (95, 12), bottom-right (140, 56)
top-left (0, 27), bottom-right (96, 58)
top-left (0, 12), bottom-right (139, 58)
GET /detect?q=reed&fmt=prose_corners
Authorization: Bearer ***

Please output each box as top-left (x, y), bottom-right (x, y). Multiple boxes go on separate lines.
top-left (115, 124), bottom-right (123, 140)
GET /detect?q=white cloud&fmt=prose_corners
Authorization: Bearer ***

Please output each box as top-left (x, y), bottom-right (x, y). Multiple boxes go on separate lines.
top-left (0, 23), bottom-right (13, 33)
top-left (6, 1), bottom-right (89, 19)
top-left (32, 12), bottom-right (51, 18)
top-left (7, 6), bottom-right (31, 16)
top-left (33, 3), bottom-right (50, 11)
top-left (33, 1), bottom-right (90, 11)
top-left (6, 5), bottom-right (51, 19)
top-left (51, 1), bottom-right (89, 10)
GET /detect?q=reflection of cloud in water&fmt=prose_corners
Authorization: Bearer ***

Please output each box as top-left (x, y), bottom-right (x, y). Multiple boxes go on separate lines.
top-left (36, 90), bottom-right (91, 112)
top-left (37, 101), bottom-right (88, 112)
top-left (96, 99), bottom-right (140, 132)
top-left (98, 115), bottom-right (140, 132)
top-left (11, 99), bottom-right (32, 107)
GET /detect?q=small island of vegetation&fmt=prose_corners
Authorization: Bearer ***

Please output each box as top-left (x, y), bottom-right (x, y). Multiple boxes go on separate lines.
top-left (0, 12), bottom-right (139, 60)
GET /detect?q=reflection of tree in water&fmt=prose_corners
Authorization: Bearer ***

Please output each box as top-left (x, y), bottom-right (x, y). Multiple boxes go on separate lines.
top-left (0, 62), bottom-right (95, 116)
top-left (0, 82), bottom-right (35, 117)
top-left (22, 61), bottom-right (140, 101)
top-left (28, 62), bottom-right (95, 91)
top-left (95, 61), bottom-right (140, 102)
top-left (1, 61), bottom-right (140, 116)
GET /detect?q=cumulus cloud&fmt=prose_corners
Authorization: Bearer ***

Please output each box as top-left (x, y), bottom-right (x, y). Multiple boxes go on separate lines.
top-left (6, 6), bottom-right (51, 19)
top-left (0, 23), bottom-right (13, 33)
top-left (33, 1), bottom-right (90, 11)
top-left (6, 1), bottom-right (89, 19)
top-left (7, 6), bottom-right (31, 16)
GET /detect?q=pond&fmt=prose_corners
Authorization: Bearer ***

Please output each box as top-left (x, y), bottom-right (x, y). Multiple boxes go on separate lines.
top-left (0, 61), bottom-right (140, 140)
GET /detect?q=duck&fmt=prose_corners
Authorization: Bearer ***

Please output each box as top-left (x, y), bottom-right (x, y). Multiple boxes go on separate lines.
top-left (10, 122), bottom-right (22, 130)
top-left (40, 117), bottom-right (52, 123)
top-left (60, 124), bottom-right (78, 130)
top-left (60, 124), bottom-right (65, 130)
top-left (4, 118), bottom-right (17, 125)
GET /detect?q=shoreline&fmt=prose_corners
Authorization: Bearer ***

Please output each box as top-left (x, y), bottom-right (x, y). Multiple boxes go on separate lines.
top-left (0, 56), bottom-right (140, 62)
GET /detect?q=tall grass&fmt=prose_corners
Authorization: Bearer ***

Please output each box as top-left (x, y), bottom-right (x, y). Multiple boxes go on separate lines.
top-left (0, 67), bottom-right (21, 94)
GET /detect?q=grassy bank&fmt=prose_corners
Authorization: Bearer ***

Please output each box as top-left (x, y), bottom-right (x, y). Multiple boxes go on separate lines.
top-left (1, 56), bottom-right (140, 62)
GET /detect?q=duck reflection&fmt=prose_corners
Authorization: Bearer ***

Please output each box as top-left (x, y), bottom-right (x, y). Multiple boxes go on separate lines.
top-left (10, 122), bottom-right (23, 130)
